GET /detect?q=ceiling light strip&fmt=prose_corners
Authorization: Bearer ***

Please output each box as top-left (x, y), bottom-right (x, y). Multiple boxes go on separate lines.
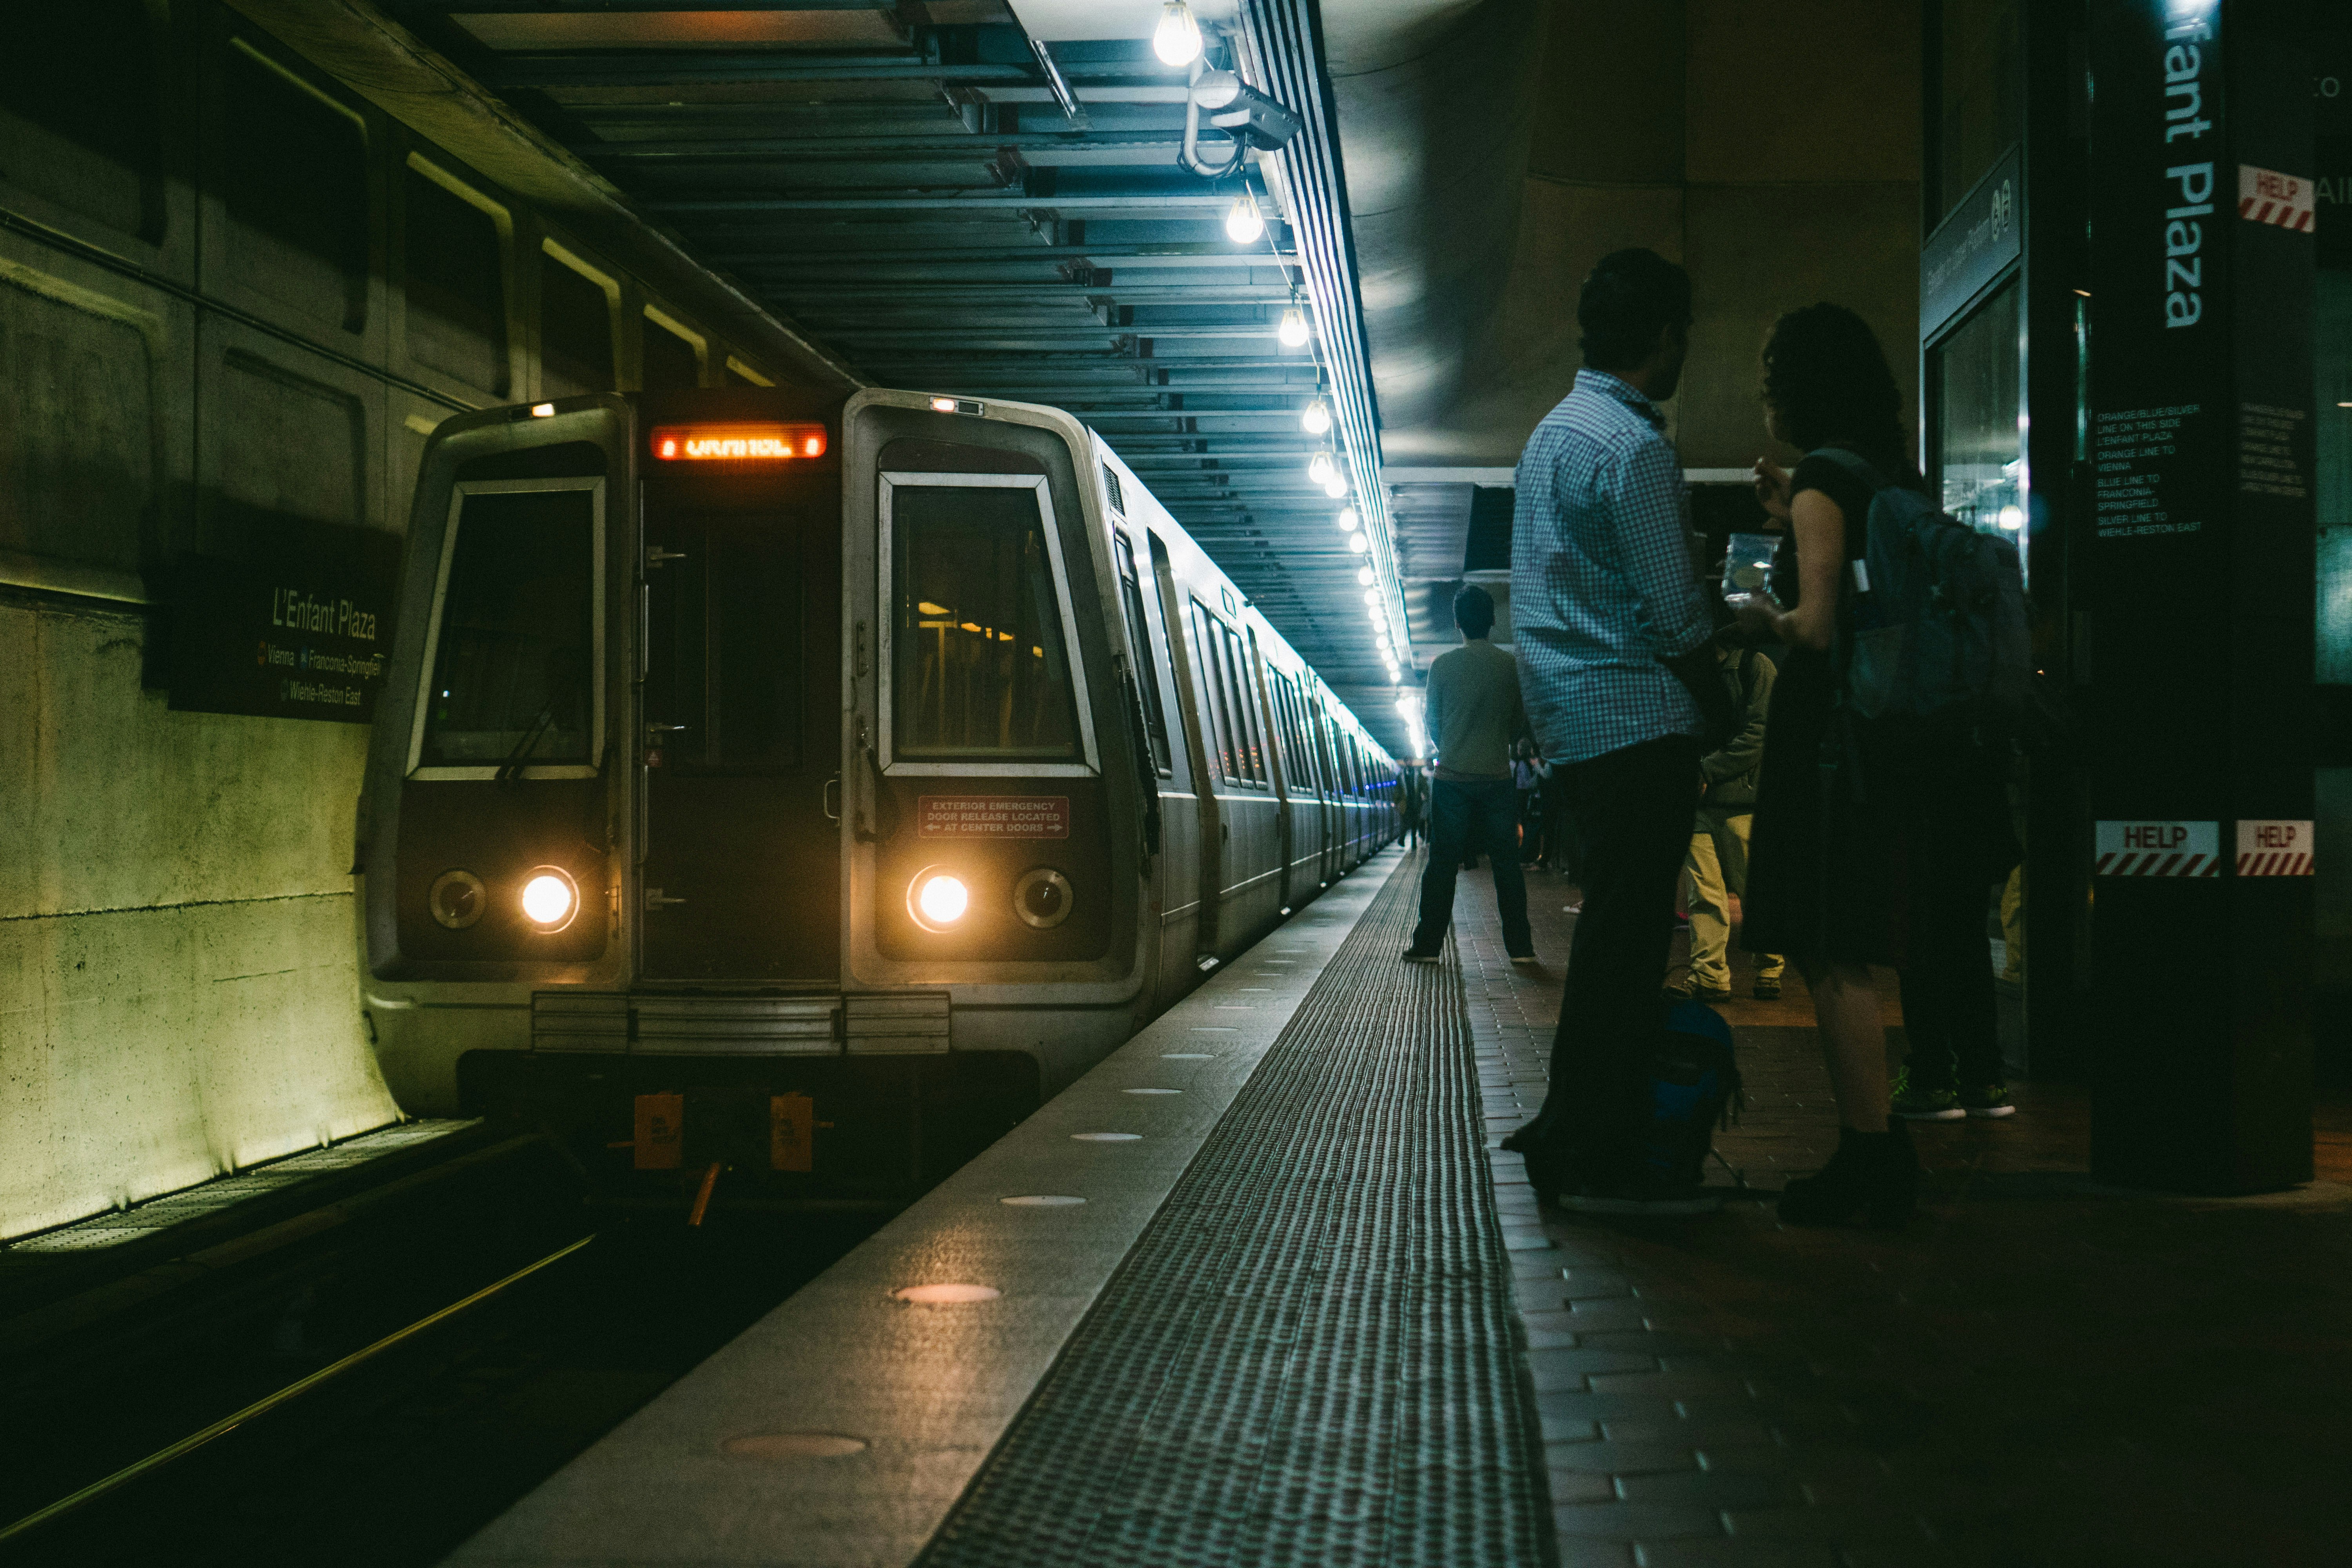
top-left (1231, 0), bottom-right (1409, 676)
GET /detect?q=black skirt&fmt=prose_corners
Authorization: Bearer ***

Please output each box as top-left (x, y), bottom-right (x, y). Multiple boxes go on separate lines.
top-left (1739, 647), bottom-right (1904, 966)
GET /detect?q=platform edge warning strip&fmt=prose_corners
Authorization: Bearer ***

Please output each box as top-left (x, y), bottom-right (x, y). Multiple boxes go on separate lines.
top-left (916, 854), bottom-right (1555, 1567)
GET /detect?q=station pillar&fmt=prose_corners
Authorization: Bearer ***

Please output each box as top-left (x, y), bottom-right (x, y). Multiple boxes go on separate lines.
top-left (2083, 0), bottom-right (2316, 1191)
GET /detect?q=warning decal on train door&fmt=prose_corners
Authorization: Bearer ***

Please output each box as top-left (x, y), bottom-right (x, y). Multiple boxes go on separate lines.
top-left (917, 795), bottom-right (1072, 839)
top-left (2094, 821), bottom-right (2219, 877)
top-left (2235, 820), bottom-right (2314, 876)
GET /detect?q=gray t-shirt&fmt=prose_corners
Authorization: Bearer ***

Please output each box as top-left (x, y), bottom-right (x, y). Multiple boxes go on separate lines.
top-left (1425, 638), bottom-right (1523, 781)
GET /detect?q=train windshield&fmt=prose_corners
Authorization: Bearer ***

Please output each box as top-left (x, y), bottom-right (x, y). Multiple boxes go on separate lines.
top-left (889, 479), bottom-right (1080, 761)
top-left (418, 484), bottom-right (598, 768)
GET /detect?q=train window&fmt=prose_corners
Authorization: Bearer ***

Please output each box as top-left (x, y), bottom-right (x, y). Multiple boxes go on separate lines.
top-left (404, 160), bottom-right (508, 394)
top-left (887, 479), bottom-right (1081, 761)
top-left (1218, 622), bottom-right (1259, 785)
top-left (642, 309), bottom-right (702, 391)
top-left (648, 526), bottom-right (804, 771)
top-left (1236, 629), bottom-right (1264, 786)
top-left (540, 245), bottom-right (615, 396)
top-left (1114, 540), bottom-right (1172, 775)
top-left (417, 483), bottom-right (600, 769)
top-left (1187, 600), bottom-right (1236, 782)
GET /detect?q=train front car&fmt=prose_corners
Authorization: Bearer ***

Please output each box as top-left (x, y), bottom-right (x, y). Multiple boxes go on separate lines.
top-left (359, 388), bottom-right (1156, 1208)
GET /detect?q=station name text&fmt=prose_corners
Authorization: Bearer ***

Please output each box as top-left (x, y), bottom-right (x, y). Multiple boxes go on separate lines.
top-left (272, 587), bottom-right (378, 642)
top-left (2160, 17), bottom-right (2214, 330)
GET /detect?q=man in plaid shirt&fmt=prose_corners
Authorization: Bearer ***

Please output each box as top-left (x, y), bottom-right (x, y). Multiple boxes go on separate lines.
top-left (1502, 249), bottom-right (1734, 1214)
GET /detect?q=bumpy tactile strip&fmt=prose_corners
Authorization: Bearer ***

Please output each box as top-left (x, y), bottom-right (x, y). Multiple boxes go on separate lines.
top-left (918, 854), bottom-right (1555, 1567)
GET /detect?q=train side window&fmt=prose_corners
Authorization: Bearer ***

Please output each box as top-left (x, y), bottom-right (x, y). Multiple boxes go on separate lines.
top-left (1188, 599), bottom-right (1235, 782)
top-left (1222, 623), bottom-right (1263, 785)
top-left (1114, 539), bottom-right (1172, 775)
top-left (416, 482), bottom-right (602, 771)
top-left (886, 476), bottom-right (1082, 762)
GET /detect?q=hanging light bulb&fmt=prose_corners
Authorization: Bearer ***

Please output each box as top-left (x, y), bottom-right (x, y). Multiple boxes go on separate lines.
top-left (1323, 474), bottom-right (1348, 498)
top-left (1336, 506), bottom-right (1358, 533)
top-left (1356, 565), bottom-right (1374, 586)
top-left (1277, 306), bottom-right (1310, 348)
top-left (1300, 399), bottom-right (1330, 435)
top-left (1224, 192), bottom-right (1264, 244)
top-left (1362, 588), bottom-right (1382, 609)
top-left (1307, 451), bottom-right (1334, 486)
top-left (1152, 0), bottom-right (1202, 67)
top-left (1346, 531), bottom-right (1368, 554)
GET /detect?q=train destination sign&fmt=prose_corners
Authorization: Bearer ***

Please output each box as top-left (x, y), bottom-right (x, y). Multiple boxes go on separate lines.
top-left (917, 795), bottom-right (1072, 840)
top-left (163, 520), bottom-right (396, 724)
top-left (650, 423), bottom-right (828, 461)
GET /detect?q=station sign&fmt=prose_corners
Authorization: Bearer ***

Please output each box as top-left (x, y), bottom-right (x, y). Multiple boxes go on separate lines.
top-left (2235, 819), bottom-right (2314, 875)
top-left (2094, 820), bottom-right (2219, 877)
top-left (163, 519), bottom-right (397, 724)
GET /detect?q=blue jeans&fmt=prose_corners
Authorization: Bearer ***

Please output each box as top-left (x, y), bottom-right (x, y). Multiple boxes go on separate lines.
top-left (1412, 778), bottom-right (1532, 954)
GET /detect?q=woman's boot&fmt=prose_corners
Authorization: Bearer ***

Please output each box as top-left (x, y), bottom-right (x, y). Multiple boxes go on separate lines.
top-left (1778, 1120), bottom-right (1918, 1228)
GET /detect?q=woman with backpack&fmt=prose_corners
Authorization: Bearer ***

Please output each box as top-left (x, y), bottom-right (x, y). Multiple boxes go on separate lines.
top-left (1726, 302), bottom-right (1976, 1229)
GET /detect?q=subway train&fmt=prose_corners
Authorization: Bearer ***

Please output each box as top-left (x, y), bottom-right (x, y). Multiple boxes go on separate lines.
top-left (356, 387), bottom-right (1400, 1203)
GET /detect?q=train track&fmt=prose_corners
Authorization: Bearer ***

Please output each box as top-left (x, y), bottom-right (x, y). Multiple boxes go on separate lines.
top-left (0, 1134), bottom-right (886, 1566)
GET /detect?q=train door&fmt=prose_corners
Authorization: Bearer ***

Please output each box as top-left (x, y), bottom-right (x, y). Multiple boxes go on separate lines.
top-left (1245, 629), bottom-right (1294, 908)
top-left (637, 484), bottom-right (843, 980)
top-left (1112, 532), bottom-right (1190, 999)
top-left (1149, 536), bottom-right (1221, 965)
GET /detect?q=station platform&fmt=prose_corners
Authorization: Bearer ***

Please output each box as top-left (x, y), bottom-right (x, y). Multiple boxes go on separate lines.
top-left (446, 850), bottom-right (2352, 1568)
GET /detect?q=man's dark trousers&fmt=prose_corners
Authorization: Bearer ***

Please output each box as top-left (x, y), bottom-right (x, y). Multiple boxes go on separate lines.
top-left (1412, 777), bottom-right (1532, 954)
top-left (1523, 733), bottom-right (1700, 1172)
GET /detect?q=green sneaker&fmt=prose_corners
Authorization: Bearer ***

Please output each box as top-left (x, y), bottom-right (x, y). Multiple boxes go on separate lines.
top-left (1890, 1068), bottom-right (1964, 1122)
top-left (1960, 1084), bottom-right (2016, 1119)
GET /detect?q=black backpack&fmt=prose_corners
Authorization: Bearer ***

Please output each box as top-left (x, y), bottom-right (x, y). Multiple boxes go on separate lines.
top-left (1813, 448), bottom-right (2032, 732)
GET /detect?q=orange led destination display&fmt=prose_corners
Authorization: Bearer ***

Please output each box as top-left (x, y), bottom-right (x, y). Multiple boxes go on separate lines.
top-left (650, 423), bottom-right (828, 461)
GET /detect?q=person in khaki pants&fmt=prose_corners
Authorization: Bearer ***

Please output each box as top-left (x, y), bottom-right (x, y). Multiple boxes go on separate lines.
top-left (1671, 639), bottom-right (1784, 1002)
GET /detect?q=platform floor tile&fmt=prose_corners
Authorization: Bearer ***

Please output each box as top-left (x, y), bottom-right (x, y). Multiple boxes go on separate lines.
top-left (1450, 859), bottom-right (2352, 1568)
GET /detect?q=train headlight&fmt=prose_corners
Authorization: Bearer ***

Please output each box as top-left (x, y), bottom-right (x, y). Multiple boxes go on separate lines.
top-left (1013, 868), bottom-right (1074, 930)
top-left (910, 869), bottom-right (970, 931)
top-left (428, 869), bottom-right (487, 930)
top-left (520, 867), bottom-right (580, 932)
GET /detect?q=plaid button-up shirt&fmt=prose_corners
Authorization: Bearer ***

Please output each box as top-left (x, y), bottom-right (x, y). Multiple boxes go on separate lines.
top-left (1510, 369), bottom-right (1713, 764)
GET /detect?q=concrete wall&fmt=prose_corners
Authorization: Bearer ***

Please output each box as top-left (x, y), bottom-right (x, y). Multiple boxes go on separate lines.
top-left (1372, 0), bottom-right (1924, 472)
top-left (0, 1), bottom-right (802, 1240)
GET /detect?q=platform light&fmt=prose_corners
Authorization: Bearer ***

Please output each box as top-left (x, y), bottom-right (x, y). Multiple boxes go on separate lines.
top-left (1347, 532), bottom-right (1368, 554)
top-left (912, 871), bottom-right (970, 929)
top-left (1301, 399), bottom-right (1330, 435)
top-left (1323, 474), bottom-right (1348, 498)
top-left (1356, 565), bottom-right (1374, 586)
top-left (1152, 0), bottom-right (1202, 67)
top-left (1363, 588), bottom-right (1382, 608)
top-left (1307, 451), bottom-right (1335, 486)
top-left (520, 867), bottom-right (579, 932)
top-left (1998, 504), bottom-right (2025, 531)
top-left (1277, 306), bottom-right (1310, 348)
top-left (1225, 193), bottom-right (1264, 244)
top-left (1335, 506), bottom-right (1358, 533)
top-left (530, 403), bottom-right (556, 417)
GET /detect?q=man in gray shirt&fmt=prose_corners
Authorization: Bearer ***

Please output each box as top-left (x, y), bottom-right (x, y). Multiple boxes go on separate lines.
top-left (1404, 585), bottom-right (1534, 962)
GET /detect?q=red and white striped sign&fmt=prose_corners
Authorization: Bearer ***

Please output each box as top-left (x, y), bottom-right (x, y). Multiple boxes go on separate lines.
top-left (2236, 820), bottom-right (2313, 877)
top-left (2094, 820), bottom-right (2218, 877)
top-left (2239, 165), bottom-right (2316, 233)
